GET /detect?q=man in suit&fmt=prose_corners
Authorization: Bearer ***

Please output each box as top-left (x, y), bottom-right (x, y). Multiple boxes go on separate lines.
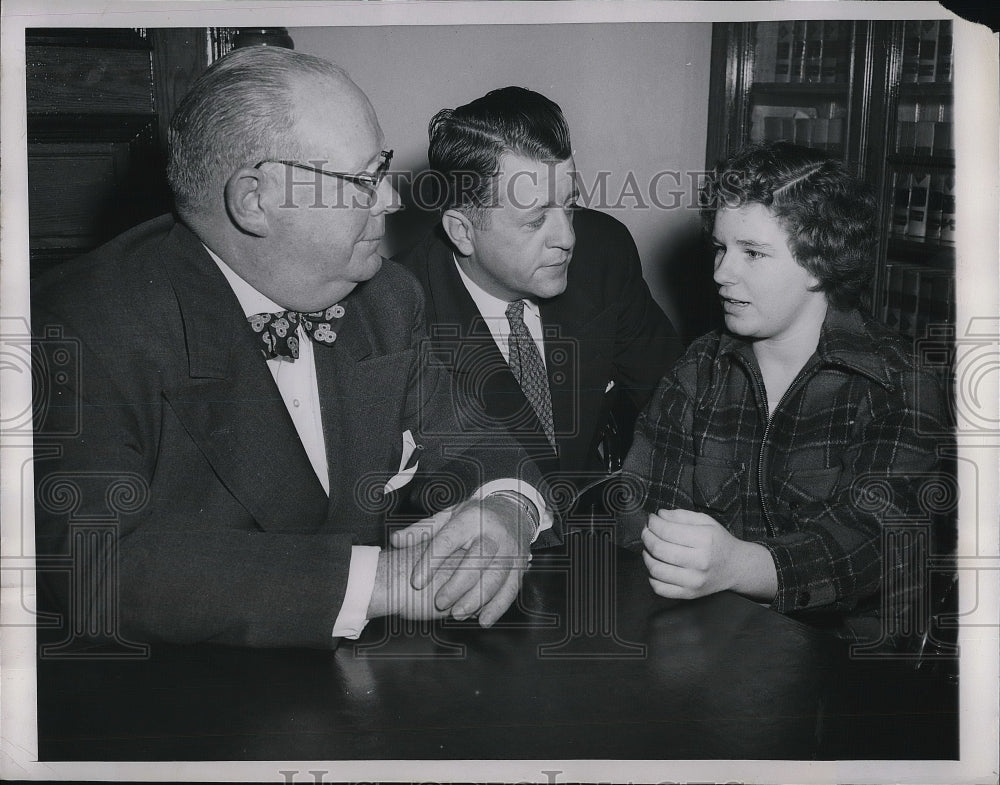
top-left (398, 87), bottom-right (682, 515)
top-left (31, 47), bottom-right (550, 649)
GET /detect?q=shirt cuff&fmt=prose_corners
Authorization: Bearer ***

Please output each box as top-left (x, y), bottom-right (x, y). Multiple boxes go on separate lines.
top-left (473, 479), bottom-right (553, 543)
top-left (331, 545), bottom-right (381, 639)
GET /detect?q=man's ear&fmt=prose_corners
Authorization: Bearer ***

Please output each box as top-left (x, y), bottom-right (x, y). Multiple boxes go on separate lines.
top-left (441, 209), bottom-right (476, 257)
top-left (224, 168), bottom-right (271, 237)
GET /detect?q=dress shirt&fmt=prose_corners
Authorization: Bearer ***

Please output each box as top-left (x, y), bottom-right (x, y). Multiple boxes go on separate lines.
top-left (454, 257), bottom-right (546, 369)
top-left (209, 248), bottom-right (550, 637)
top-left (209, 248), bottom-right (377, 639)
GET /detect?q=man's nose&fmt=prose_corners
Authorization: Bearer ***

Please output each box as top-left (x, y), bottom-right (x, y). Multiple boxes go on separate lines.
top-left (370, 175), bottom-right (401, 215)
top-left (548, 208), bottom-right (575, 251)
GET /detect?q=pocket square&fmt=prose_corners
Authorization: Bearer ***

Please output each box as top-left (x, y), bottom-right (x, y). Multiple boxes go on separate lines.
top-left (383, 429), bottom-right (421, 494)
top-left (605, 380), bottom-right (616, 394)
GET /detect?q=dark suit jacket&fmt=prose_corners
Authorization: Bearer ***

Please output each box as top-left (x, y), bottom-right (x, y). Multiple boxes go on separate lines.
top-left (397, 208), bottom-right (682, 507)
top-left (32, 215), bottom-right (539, 649)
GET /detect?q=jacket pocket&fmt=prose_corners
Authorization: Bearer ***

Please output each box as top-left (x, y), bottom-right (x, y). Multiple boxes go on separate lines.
top-left (692, 457), bottom-right (744, 515)
top-left (774, 466), bottom-right (843, 512)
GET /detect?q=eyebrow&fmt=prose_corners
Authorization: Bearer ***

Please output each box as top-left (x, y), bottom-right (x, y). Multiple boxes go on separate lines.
top-left (713, 236), bottom-right (774, 250)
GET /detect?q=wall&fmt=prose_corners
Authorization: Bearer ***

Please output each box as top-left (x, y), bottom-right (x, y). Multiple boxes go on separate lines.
top-left (292, 22), bottom-right (715, 337)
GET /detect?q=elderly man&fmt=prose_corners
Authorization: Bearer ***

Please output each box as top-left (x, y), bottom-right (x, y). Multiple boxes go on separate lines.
top-left (32, 47), bottom-right (548, 649)
top-left (397, 87), bottom-right (681, 515)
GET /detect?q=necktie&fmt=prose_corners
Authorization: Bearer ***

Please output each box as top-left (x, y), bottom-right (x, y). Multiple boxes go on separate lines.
top-left (247, 305), bottom-right (345, 360)
top-left (505, 300), bottom-right (555, 450)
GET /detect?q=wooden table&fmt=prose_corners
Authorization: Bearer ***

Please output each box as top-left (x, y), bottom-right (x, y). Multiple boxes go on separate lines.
top-left (36, 529), bottom-right (958, 761)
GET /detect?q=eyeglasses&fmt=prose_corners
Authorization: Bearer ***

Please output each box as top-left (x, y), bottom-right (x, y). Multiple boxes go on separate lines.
top-left (254, 150), bottom-right (393, 205)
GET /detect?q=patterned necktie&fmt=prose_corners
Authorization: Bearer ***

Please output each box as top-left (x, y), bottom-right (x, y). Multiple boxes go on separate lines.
top-left (505, 300), bottom-right (555, 450)
top-left (247, 305), bottom-right (345, 360)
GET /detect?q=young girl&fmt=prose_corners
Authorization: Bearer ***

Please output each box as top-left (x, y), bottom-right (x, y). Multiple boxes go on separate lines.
top-left (622, 141), bottom-right (950, 644)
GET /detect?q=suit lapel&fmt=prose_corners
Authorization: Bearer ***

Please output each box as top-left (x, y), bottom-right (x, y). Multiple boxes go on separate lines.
top-left (540, 263), bottom-right (614, 452)
top-left (157, 225), bottom-right (329, 532)
top-left (312, 303), bottom-right (377, 524)
top-left (421, 238), bottom-right (537, 433)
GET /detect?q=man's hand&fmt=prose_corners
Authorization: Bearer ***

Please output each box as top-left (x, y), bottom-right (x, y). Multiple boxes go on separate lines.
top-left (388, 496), bottom-right (534, 627)
top-left (367, 523), bottom-right (466, 622)
top-left (640, 508), bottom-right (777, 602)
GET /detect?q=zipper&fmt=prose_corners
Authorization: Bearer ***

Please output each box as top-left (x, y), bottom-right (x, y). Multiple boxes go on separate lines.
top-left (747, 360), bottom-right (814, 538)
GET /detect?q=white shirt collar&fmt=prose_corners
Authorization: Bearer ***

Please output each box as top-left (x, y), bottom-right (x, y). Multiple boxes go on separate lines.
top-left (203, 244), bottom-right (284, 317)
top-left (452, 255), bottom-right (541, 320)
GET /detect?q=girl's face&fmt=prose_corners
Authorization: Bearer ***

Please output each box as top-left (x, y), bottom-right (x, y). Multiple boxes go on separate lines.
top-left (711, 202), bottom-right (829, 349)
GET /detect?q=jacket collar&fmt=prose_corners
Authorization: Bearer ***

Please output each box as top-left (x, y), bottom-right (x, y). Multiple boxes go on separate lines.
top-left (156, 219), bottom-right (375, 379)
top-left (155, 220), bottom-right (248, 380)
top-left (718, 307), bottom-right (900, 389)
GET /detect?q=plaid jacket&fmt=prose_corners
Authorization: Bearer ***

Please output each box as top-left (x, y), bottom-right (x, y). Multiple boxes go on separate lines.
top-left (621, 308), bottom-right (950, 629)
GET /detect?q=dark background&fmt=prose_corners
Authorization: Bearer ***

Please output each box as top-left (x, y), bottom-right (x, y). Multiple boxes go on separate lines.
top-left (941, 0), bottom-right (1000, 32)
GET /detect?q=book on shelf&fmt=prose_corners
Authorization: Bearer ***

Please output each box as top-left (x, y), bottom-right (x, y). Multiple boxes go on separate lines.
top-left (914, 119), bottom-right (935, 157)
top-left (827, 117), bottom-right (845, 153)
top-left (902, 20), bottom-right (920, 84)
top-left (926, 174), bottom-right (946, 241)
top-left (898, 265), bottom-right (922, 337)
top-left (812, 117), bottom-right (829, 150)
top-left (804, 21), bottom-right (824, 82)
top-left (906, 172), bottom-right (931, 239)
top-left (794, 116), bottom-right (813, 146)
top-left (775, 21), bottom-right (794, 82)
top-left (882, 263), bottom-right (911, 333)
top-left (883, 262), bottom-right (955, 339)
top-left (934, 101), bottom-right (954, 155)
top-left (940, 175), bottom-right (956, 243)
top-left (892, 173), bottom-right (912, 237)
top-left (820, 20), bottom-right (840, 83)
top-left (901, 20), bottom-right (951, 86)
top-left (754, 22), bottom-right (779, 82)
top-left (753, 109), bottom-right (844, 153)
top-left (917, 269), bottom-right (955, 337)
top-left (755, 107), bottom-right (798, 142)
top-left (897, 99), bottom-right (953, 158)
top-left (933, 120), bottom-right (952, 156)
top-left (897, 100), bottom-right (917, 155)
top-left (937, 21), bottom-right (953, 82)
top-left (917, 20), bottom-right (940, 83)
top-left (791, 20), bottom-right (807, 82)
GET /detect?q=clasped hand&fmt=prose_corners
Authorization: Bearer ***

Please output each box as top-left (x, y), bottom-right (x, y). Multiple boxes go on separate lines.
top-left (640, 508), bottom-right (777, 602)
top-left (375, 495), bottom-right (534, 627)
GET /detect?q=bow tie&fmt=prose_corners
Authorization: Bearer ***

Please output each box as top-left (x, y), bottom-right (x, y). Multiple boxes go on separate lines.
top-left (247, 305), bottom-right (345, 360)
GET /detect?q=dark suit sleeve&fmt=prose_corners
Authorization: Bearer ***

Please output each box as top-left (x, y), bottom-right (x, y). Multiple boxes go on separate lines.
top-left (32, 298), bottom-right (357, 649)
top-left (393, 266), bottom-right (547, 511)
top-left (603, 215), bottom-right (684, 411)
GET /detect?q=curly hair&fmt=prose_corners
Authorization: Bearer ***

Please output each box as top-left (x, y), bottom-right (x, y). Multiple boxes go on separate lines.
top-left (427, 86), bottom-right (572, 228)
top-left (700, 141), bottom-right (878, 310)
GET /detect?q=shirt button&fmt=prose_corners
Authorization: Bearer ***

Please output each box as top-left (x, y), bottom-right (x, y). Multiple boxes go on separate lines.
top-left (292, 398), bottom-right (301, 408)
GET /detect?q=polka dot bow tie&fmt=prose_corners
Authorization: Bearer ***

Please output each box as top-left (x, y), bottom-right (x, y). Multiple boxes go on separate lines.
top-left (247, 305), bottom-right (345, 361)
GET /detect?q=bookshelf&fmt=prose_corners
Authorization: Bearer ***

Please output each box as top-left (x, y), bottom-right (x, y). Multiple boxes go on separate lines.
top-left (706, 19), bottom-right (955, 342)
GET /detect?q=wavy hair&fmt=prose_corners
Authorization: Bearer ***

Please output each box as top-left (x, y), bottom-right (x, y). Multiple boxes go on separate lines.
top-left (427, 86), bottom-right (572, 227)
top-left (701, 141), bottom-right (878, 310)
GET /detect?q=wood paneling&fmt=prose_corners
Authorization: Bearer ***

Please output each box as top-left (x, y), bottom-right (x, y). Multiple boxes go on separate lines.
top-left (28, 141), bottom-right (152, 247)
top-left (25, 28), bottom-right (213, 275)
top-left (26, 46), bottom-right (154, 115)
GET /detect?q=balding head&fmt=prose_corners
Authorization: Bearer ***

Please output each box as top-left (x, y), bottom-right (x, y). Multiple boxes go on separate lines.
top-left (166, 46), bottom-right (355, 221)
